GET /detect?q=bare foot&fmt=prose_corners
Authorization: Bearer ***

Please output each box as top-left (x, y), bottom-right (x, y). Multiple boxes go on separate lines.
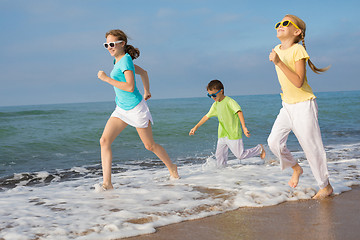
top-left (102, 183), bottom-right (114, 190)
top-left (260, 144), bottom-right (266, 159)
top-left (312, 184), bottom-right (333, 200)
top-left (169, 164), bottom-right (180, 179)
top-left (288, 163), bottom-right (303, 188)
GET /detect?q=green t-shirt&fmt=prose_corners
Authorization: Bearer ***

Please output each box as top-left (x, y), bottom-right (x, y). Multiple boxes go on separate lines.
top-left (205, 96), bottom-right (242, 140)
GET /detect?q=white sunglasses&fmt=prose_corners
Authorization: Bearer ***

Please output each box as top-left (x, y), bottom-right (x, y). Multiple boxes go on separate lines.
top-left (103, 40), bottom-right (123, 49)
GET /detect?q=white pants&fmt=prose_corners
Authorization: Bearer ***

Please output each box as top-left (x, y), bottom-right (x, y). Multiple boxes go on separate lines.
top-left (267, 99), bottom-right (329, 189)
top-left (215, 137), bottom-right (262, 166)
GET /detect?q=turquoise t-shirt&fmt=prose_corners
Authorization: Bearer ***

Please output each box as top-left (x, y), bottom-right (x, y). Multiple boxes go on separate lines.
top-left (110, 53), bottom-right (143, 110)
top-left (205, 96), bottom-right (242, 140)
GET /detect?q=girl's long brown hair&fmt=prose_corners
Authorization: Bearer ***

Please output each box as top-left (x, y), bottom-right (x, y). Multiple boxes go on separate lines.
top-left (105, 29), bottom-right (140, 60)
top-left (286, 14), bottom-right (330, 74)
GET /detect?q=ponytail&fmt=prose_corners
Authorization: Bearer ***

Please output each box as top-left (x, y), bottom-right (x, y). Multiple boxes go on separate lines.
top-left (301, 38), bottom-right (330, 74)
top-left (125, 44), bottom-right (140, 60)
top-left (286, 14), bottom-right (330, 74)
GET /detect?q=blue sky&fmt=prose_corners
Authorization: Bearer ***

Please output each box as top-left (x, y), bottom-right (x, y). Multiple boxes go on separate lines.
top-left (0, 0), bottom-right (359, 106)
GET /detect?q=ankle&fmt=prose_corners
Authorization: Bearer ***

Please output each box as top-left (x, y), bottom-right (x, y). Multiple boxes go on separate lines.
top-left (102, 182), bottom-right (113, 189)
top-left (292, 163), bottom-right (302, 171)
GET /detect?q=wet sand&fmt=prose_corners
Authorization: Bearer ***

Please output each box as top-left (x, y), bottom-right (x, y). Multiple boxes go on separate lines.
top-left (125, 185), bottom-right (360, 240)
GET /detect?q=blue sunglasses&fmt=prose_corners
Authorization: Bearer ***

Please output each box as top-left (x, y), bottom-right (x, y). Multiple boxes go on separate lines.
top-left (207, 89), bottom-right (222, 98)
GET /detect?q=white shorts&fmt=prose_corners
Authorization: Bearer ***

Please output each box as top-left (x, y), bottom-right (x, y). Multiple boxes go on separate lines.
top-left (111, 100), bottom-right (153, 128)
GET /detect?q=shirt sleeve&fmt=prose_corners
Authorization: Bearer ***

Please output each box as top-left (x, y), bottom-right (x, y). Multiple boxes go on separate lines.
top-left (294, 44), bottom-right (310, 62)
top-left (228, 98), bottom-right (242, 114)
top-left (120, 54), bottom-right (135, 73)
top-left (205, 103), bottom-right (217, 118)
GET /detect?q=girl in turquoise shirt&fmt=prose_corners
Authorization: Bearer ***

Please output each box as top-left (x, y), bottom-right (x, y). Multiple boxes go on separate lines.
top-left (98, 29), bottom-right (179, 190)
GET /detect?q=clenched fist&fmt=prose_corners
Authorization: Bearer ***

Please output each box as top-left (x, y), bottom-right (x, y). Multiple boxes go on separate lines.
top-left (269, 49), bottom-right (280, 65)
top-left (98, 71), bottom-right (108, 81)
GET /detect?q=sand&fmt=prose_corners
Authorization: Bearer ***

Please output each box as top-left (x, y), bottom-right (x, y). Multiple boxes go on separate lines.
top-left (125, 185), bottom-right (360, 240)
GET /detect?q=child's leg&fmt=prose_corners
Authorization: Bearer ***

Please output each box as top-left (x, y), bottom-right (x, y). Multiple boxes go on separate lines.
top-left (215, 138), bottom-right (229, 166)
top-left (227, 138), bottom-right (262, 160)
top-left (100, 117), bottom-right (128, 189)
top-left (291, 100), bottom-right (331, 191)
top-left (268, 105), bottom-right (303, 188)
top-left (136, 122), bottom-right (179, 179)
top-left (267, 106), bottom-right (297, 170)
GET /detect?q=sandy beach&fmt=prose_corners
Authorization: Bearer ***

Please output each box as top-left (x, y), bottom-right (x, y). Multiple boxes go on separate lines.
top-left (125, 185), bottom-right (360, 240)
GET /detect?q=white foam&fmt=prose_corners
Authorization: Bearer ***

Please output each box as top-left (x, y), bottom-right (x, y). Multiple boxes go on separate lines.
top-left (1, 152), bottom-right (359, 239)
top-left (70, 166), bottom-right (89, 174)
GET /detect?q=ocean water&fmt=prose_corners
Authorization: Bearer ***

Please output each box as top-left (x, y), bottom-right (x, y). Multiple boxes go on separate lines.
top-left (0, 91), bottom-right (359, 239)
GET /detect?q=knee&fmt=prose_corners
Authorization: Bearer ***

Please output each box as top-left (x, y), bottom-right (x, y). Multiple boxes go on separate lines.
top-left (99, 136), bottom-right (110, 147)
top-left (268, 135), bottom-right (288, 155)
top-left (267, 135), bottom-right (274, 149)
top-left (144, 142), bottom-right (156, 152)
top-left (267, 135), bottom-right (280, 152)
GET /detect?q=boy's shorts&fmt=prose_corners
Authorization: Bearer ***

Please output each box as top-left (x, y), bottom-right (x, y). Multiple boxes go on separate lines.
top-left (111, 99), bottom-right (153, 128)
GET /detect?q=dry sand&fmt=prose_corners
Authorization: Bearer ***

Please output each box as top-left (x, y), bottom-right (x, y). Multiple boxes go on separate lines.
top-left (125, 185), bottom-right (360, 240)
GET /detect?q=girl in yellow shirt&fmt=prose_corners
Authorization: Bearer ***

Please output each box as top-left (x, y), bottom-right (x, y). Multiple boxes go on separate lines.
top-left (268, 14), bottom-right (333, 199)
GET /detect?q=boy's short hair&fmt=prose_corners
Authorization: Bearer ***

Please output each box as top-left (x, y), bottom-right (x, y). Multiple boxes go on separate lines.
top-left (207, 80), bottom-right (224, 91)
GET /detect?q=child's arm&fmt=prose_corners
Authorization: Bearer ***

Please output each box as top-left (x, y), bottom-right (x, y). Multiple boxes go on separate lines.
top-left (189, 115), bottom-right (209, 136)
top-left (237, 111), bottom-right (250, 137)
top-left (269, 49), bottom-right (306, 88)
top-left (98, 70), bottom-right (135, 92)
top-left (134, 64), bottom-right (151, 100)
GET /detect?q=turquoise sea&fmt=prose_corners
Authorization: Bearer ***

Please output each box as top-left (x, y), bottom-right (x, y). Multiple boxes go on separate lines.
top-left (0, 91), bottom-right (359, 239)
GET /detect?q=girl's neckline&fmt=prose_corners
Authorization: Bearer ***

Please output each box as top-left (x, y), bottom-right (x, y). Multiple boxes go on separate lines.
top-left (279, 43), bottom-right (297, 51)
top-left (114, 53), bottom-right (127, 64)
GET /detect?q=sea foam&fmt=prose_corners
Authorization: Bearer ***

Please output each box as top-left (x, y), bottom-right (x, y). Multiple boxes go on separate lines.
top-left (1, 144), bottom-right (359, 239)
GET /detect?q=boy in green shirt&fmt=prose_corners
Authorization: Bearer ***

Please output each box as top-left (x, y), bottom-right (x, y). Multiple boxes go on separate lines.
top-left (189, 80), bottom-right (265, 166)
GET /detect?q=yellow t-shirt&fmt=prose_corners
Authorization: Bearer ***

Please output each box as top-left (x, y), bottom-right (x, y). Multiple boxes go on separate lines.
top-left (274, 43), bottom-right (315, 104)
